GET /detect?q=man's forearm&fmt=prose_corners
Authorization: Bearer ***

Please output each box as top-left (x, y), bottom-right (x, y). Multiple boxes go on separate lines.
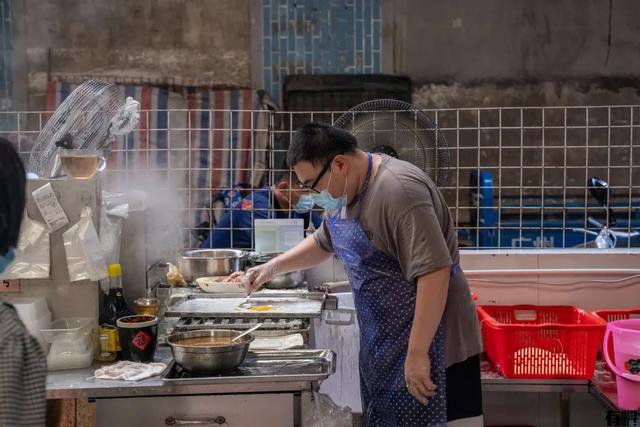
top-left (270, 234), bottom-right (333, 274)
top-left (407, 265), bottom-right (450, 356)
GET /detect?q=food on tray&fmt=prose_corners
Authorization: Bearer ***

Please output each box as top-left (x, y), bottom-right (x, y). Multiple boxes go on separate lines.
top-left (226, 273), bottom-right (243, 283)
top-left (247, 305), bottom-right (273, 312)
top-left (174, 336), bottom-right (235, 347)
top-left (195, 274), bottom-right (246, 293)
top-left (197, 275), bottom-right (235, 285)
top-left (234, 303), bottom-right (279, 312)
top-left (197, 274), bottom-right (243, 284)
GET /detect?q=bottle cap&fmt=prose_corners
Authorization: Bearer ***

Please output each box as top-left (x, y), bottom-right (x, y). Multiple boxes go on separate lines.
top-left (108, 263), bottom-right (122, 277)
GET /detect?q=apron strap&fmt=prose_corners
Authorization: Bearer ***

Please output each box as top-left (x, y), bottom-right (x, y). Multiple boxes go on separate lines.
top-left (355, 152), bottom-right (374, 216)
top-left (450, 263), bottom-right (462, 277)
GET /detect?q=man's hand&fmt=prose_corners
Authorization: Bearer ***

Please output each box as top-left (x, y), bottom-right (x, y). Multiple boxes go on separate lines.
top-left (229, 262), bottom-right (277, 295)
top-left (404, 352), bottom-right (436, 406)
top-left (404, 265), bottom-right (449, 405)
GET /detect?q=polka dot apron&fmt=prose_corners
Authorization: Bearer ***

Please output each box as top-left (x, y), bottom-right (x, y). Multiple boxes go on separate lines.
top-left (326, 153), bottom-right (450, 427)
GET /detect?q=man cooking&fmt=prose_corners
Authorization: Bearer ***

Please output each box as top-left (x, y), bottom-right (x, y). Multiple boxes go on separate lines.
top-left (234, 123), bottom-right (483, 426)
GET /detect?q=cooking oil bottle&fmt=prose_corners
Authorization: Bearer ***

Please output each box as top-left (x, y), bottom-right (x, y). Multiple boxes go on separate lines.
top-left (98, 263), bottom-right (132, 359)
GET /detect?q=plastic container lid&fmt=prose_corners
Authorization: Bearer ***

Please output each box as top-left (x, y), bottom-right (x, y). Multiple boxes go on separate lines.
top-left (108, 263), bottom-right (122, 277)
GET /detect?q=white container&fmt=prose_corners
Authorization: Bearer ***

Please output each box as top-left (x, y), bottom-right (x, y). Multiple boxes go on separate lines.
top-left (27, 312), bottom-right (53, 353)
top-left (41, 317), bottom-right (95, 370)
top-left (312, 292), bottom-right (362, 413)
top-left (8, 297), bottom-right (52, 352)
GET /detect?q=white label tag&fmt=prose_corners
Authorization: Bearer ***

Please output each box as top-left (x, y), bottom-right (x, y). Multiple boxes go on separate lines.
top-left (32, 183), bottom-right (69, 232)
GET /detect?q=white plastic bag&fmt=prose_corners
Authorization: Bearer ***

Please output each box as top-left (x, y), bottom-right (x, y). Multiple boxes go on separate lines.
top-left (302, 392), bottom-right (352, 427)
top-left (110, 96), bottom-right (141, 136)
top-left (102, 190), bottom-right (147, 211)
top-left (0, 212), bottom-right (50, 279)
top-left (63, 207), bottom-right (108, 282)
top-left (99, 202), bottom-right (129, 265)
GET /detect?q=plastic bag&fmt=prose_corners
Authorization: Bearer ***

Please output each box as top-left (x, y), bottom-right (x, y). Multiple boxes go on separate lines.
top-left (99, 202), bottom-right (129, 265)
top-left (0, 212), bottom-right (50, 279)
top-left (102, 190), bottom-right (147, 211)
top-left (302, 392), bottom-right (352, 427)
top-left (110, 96), bottom-right (141, 136)
top-left (63, 206), bottom-right (108, 282)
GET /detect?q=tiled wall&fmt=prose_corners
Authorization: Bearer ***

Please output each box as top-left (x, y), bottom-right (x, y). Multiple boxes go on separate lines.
top-left (261, 0), bottom-right (382, 106)
top-left (0, 0), bottom-right (12, 110)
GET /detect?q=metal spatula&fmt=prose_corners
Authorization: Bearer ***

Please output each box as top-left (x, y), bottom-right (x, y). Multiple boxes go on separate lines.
top-left (238, 295), bottom-right (252, 309)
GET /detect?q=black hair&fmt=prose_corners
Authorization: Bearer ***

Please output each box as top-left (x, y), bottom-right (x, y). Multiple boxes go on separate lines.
top-left (0, 138), bottom-right (26, 256)
top-left (287, 122), bottom-right (358, 168)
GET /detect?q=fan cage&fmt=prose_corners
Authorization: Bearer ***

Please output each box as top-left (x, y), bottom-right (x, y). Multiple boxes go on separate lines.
top-left (334, 99), bottom-right (450, 187)
top-left (28, 80), bottom-right (122, 178)
top-left (5, 103), bottom-right (639, 250)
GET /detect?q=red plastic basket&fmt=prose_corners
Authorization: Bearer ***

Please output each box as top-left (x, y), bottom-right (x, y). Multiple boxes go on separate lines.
top-left (477, 305), bottom-right (606, 379)
top-left (592, 309), bottom-right (640, 360)
top-left (592, 308), bottom-right (640, 323)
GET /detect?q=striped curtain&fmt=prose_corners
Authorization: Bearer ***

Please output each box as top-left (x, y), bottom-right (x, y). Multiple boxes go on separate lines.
top-left (46, 81), bottom-right (270, 231)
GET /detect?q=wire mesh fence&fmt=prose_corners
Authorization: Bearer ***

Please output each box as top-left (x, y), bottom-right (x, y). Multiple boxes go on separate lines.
top-left (2, 104), bottom-right (638, 249)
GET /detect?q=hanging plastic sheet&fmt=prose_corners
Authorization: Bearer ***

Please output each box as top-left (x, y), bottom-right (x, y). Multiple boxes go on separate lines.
top-left (0, 212), bottom-right (50, 279)
top-left (63, 207), bottom-right (107, 282)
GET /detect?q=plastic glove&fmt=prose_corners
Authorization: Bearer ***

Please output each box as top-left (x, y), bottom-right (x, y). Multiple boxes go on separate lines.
top-left (229, 262), bottom-right (278, 295)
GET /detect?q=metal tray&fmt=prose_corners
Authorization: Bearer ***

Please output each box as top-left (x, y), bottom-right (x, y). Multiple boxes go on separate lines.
top-left (162, 349), bottom-right (336, 384)
top-left (165, 294), bottom-right (325, 319)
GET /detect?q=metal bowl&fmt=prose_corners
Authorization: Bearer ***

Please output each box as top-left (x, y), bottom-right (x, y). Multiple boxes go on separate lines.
top-left (167, 329), bottom-right (254, 374)
top-left (263, 271), bottom-right (304, 289)
top-left (248, 253), bottom-right (303, 289)
top-left (178, 249), bottom-right (247, 281)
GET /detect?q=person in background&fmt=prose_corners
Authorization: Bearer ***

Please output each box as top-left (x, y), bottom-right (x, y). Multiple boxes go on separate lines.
top-left (201, 169), bottom-right (322, 249)
top-left (0, 138), bottom-right (47, 426)
top-left (234, 123), bottom-right (483, 426)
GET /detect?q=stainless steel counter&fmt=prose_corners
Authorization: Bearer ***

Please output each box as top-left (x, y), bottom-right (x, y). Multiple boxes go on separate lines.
top-left (48, 347), bottom-right (595, 400)
top-left (46, 346), bottom-right (319, 399)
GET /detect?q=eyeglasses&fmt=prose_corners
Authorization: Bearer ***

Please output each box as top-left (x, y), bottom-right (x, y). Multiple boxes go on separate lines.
top-left (296, 155), bottom-right (337, 194)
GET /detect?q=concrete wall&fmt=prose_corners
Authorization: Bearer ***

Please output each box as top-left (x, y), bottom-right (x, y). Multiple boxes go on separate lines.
top-left (381, 0), bottom-right (640, 107)
top-left (11, 0), bottom-right (252, 109)
top-left (15, 0), bottom-right (640, 110)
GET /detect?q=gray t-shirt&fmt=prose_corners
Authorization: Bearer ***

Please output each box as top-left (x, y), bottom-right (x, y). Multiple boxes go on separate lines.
top-left (314, 154), bottom-right (482, 367)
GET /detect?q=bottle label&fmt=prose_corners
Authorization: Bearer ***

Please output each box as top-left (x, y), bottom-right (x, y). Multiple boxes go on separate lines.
top-left (99, 325), bottom-right (119, 353)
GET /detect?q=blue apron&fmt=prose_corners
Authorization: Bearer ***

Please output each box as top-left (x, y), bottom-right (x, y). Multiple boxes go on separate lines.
top-left (326, 153), bottom-right (448, 426)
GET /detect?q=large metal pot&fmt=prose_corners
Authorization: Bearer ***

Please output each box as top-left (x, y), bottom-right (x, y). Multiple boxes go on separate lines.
top-left (167, 329), bottom-right (253, 374)
top-left (178, 249), bottom-right (247, 281)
